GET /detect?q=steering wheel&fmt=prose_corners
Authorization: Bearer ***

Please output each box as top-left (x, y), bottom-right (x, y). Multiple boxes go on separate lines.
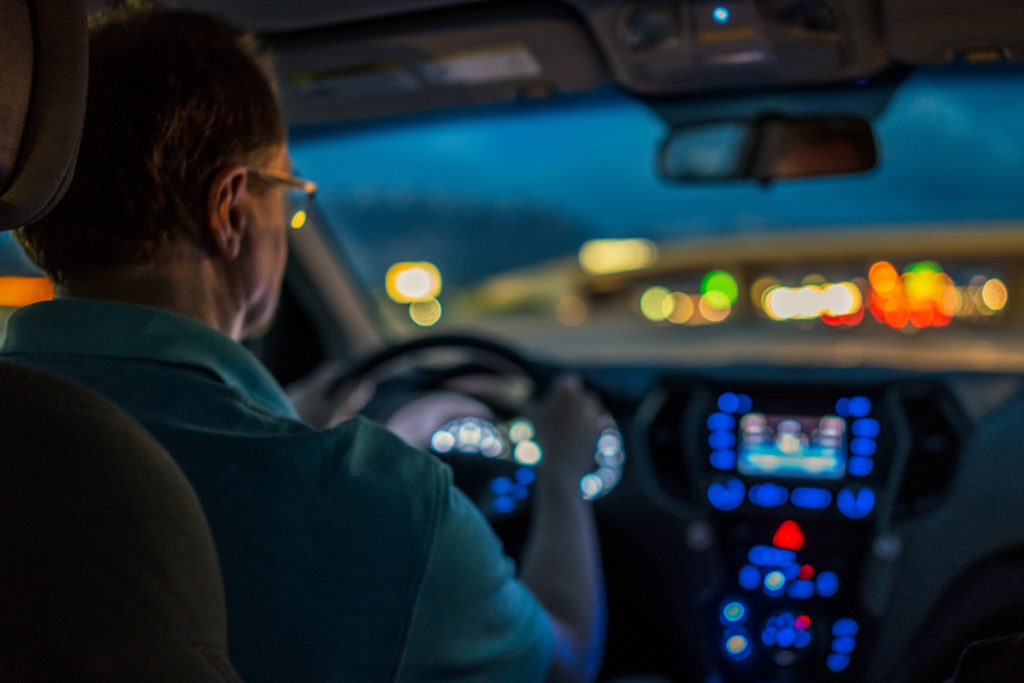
top-left (292, 334), bottom-right (625, 520)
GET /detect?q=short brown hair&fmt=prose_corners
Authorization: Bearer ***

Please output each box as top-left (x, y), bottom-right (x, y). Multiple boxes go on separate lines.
top-left (16, 6), bottom-right (286, 286)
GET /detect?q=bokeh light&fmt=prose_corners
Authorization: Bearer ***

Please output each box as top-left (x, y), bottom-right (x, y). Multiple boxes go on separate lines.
top-left (702, 270), bottom-right (739, 305)
top-left (667, 292), bottom-right (695, 324)
top-left (409, 297), bottom-right (442, 326)
top-left (868, 260), bottom-right (955, 329)
top-left (640, 286), bottom-right (673, 321)
top-left (386, 262), bottom-right (442, 303)
top-left (982, 278), bottom-right (1008, 311)
top-left (579, 239), bottom-right (657, 275)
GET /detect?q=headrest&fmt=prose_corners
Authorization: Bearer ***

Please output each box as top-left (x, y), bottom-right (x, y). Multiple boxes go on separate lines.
top-left (0, 0), bottom-right (88, 231)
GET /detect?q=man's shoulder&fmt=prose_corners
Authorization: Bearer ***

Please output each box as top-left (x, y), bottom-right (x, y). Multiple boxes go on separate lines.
top-left (322, 416), bottom-right (454, 497)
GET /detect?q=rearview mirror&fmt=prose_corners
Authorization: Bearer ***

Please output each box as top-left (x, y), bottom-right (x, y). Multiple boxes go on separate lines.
top-left (658, 115), bottom-right (878, 182)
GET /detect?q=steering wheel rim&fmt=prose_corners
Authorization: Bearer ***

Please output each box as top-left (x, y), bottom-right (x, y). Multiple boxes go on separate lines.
top-left (327, 333), bottom-right (555, 400)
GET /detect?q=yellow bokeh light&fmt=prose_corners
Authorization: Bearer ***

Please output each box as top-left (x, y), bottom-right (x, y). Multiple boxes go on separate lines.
top-left (667, 292), bottom-right (695, 324)
top-left (640, 286), bottom-right (673, 322)
top-left (290, 210), bottom-right (307, 229)
top-left (409, 297), bottom-right (442, 326)
top-left (982, 278), bottom-right (1008, 311)
top-left (698, 293), bottom-right (731, 322)
top-left (514, 440), bottom-right (543, 465)
top-left (386, 262), bottom-right (442, 303)
top-left (579, 239), bottom-right (658, 275)
top-left (750, 276), bottom-right (778, 307)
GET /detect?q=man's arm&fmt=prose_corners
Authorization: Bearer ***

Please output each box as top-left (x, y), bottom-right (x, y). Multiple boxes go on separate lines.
top-left (519, 375), bottom-right (607, 682)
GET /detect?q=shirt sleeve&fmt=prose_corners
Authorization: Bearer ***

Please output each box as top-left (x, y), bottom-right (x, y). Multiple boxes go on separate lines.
top-left (395, 466), bottom-right (555, 682)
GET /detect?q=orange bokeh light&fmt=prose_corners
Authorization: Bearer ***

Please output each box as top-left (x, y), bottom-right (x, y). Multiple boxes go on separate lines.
top-left (0, 277), bottom-right (53, 307)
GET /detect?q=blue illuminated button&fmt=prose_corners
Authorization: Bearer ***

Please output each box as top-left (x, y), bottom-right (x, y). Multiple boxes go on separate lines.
top-left (827, 653), bottom-right (851, 672)
top-left (710, 449), bottom-right (737, 470)
top-left (776, 627), bottom-right (796, 648)
top-left (837, 487), bottom-right (875, 519)
top-left (761, 627), bottom-right (777, 646)
top-left (782, 562), bottom-right (800, 580)
top-left (795, 630), bottom-right (812, 649)
top-left (737, 394), bottom-right (753, 413)
top-left (515, 467), bottom-right (536, 484)
top-left (835, 397), bottom-right (850, 417)
top-left (749, 545), bottom-right (797, 567)
top-left (848, 456), bottom-right (874, 477)
top-left (722, 601), bottom-right (746, 624)
top-left (713, 6), bottom-right (730, 23)
top-left (787, 580), bottom-right (815, 599)
top-left (749, 483), bottom-right (788, 508)
top-left (491, 477), bottom-right (512, 495)
top-left (511, 484), bottom-right (530, 500)
top-left (708, 478), bottom-right (746, 511)
top-left (849, 396), bottom-right (872, 417)
top-left (708, 412), bottom-right (736, 431)
top-left (791, 487), bottom-right (832, 510)
top-left (832, 619), bottom-right (860, 637)
top-left (816, 571), bottom-right (840, 597)
top-left (853, 418), bottom-right (880, 438)
top-left (764, 570), bottom-right (786, 593)
top-left (725, 634), bottom-right (750, 658)
top-left (776, 612), bottom-right (795, 628)
top-left (850, 437), bottom-right (877, 457)
top-left (718, 392), bottom-right (741, 413)
top-left (739, 564), bottom-right (761, 590)
top-left (709, 431), bottom-right (737, 450)
top-left (833, 636), bottom-right (856, 654)
top-left (492, 495), bottom-right (515, 514)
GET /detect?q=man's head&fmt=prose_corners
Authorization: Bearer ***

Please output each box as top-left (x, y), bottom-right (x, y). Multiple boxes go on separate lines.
top-left (16, 6), bottom-right (291, 336)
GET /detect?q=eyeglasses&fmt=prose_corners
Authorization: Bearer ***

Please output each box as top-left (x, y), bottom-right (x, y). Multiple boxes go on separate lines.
top-left (247, 167), bottom-right (318, 229)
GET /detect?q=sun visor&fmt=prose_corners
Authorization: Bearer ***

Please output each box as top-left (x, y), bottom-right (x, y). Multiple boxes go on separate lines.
top-left (885, 0), bottom-right (1024, 64)
top-left (269, 1), bottom-right (608, 126)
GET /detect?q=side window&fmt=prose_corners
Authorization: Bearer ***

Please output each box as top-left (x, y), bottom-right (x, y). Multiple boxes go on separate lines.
top-left (0, 233), bottom-right (51, 342)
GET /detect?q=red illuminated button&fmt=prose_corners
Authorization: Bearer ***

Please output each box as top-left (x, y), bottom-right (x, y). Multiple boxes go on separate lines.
top-left (799, 564), bottom-right (815, 580)
top-left (795, 615), bottom-right (812, 631)
top-left (773, 520), bottom-right (805, 551)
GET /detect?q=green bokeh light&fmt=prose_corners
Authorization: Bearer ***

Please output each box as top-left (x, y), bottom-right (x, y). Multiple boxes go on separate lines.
top-left (702, 270), bottom-right (739, 304)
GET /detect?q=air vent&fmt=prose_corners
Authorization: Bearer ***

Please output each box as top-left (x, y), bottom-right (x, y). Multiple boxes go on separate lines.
top-left (893, 388), bottom-right (963, 519)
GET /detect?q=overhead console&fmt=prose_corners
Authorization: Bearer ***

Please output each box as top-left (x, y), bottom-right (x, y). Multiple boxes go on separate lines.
top-left (645, 375), bottom-right (963, 682)
top-left (580, 0), bottom-right (888, 94)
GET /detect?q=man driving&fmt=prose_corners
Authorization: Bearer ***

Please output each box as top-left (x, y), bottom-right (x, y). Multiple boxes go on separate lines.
top-left (1, 6), bottom-right (603, 681)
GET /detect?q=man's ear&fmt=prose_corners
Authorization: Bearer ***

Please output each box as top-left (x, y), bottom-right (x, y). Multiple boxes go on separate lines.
top-left (205, 165), bottom-right (250, 261)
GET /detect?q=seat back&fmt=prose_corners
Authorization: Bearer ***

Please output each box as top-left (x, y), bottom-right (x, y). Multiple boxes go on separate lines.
top-left (0, 1), bottom-right (239, 679)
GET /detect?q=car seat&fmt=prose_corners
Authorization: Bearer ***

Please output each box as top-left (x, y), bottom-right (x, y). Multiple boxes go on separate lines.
top-left (0, 1), bottom-right (239, 679)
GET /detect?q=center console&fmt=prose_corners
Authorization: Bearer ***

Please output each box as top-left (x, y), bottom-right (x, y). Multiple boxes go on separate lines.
top-left (645, 377), bottom-right (918, 682)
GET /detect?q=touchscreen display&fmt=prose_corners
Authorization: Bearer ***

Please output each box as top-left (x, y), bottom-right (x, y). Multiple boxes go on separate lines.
top-left (737, 413), bottom-right (847, 479)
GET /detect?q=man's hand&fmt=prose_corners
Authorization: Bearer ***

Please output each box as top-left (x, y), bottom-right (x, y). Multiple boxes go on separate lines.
top-left (528, 374), bottom-right (606, 485)
top-left (520, 373), bottom-right (607, 682)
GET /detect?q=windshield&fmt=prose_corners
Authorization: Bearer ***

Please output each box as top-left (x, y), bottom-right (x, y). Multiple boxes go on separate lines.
top-left (291, 63), bottom-right (1024, 369)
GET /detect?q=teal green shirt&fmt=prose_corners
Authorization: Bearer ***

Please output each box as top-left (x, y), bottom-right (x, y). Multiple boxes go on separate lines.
top-left (1, 299), bottom-right (554, 682)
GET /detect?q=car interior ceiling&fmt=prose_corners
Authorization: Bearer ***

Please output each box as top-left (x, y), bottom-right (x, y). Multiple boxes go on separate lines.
top-left (21, 1), bottom-right (1024, 682)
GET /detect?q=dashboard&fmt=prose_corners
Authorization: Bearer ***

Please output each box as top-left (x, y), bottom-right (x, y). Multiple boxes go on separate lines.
top-left (505, 364), bottom-right (1024, 683)
top-left (276, 303), bottom-right (1024, 682)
